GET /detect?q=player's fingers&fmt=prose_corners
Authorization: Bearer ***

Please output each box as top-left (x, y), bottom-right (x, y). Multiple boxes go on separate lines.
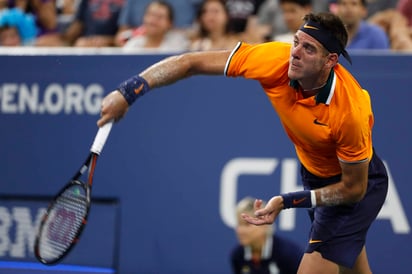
top-left (97, 115), bottom-right (111, 127)
top-left (98, 91), bottom-right (128, 127)
top-left (254, 206), bottom-right (271, 217)
top-left (241, 213), bottom-right (270, 225)
top-left (254, 199), bottom-right (263, 210)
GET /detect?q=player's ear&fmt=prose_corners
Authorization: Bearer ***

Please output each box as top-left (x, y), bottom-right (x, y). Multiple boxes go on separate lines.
top-left (325, 53), bottom-right (339, 68)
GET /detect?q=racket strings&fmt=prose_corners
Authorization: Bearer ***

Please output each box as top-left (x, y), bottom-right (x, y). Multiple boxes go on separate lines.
top-left (37, 183), bottom-right (88, 261)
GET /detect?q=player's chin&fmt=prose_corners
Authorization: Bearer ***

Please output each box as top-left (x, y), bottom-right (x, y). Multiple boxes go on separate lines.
top-left (287, 70), bottom-right (300, 81)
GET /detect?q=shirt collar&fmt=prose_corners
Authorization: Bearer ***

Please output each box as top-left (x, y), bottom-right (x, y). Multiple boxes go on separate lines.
top-left (289, 69), bottom-right (336, 105)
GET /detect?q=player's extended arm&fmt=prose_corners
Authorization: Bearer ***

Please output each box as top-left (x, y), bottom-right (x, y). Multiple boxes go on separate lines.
top-left (242, 160), bottom-right (369, 225)
top-left (98, 50), bottom-right (231, 127)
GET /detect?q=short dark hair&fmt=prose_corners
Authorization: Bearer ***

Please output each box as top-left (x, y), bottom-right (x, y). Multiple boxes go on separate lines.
top-left (302, 12), bottom-right (348, 49)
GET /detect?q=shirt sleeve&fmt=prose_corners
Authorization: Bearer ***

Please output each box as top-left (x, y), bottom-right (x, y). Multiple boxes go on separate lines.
top-left (224, 41), bottom-right (291, 86)
top-left (334, 90), bottom-right (374, 163)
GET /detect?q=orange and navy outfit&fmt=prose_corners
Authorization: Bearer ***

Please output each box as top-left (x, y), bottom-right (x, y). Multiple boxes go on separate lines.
top-left (225, 41), bottom-right (388, 268)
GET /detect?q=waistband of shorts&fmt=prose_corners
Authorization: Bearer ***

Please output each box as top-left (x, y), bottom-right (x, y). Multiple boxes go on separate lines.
top-left (301, 148), bottom-right (380, 189)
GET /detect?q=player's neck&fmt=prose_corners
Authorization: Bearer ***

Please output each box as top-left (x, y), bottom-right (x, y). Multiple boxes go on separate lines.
top-left (300, 82), bottom-right (327, 98)
top-left (303, 82), bottom-right (327, 92)
top-left (299, 71), bottom-right (329, 97)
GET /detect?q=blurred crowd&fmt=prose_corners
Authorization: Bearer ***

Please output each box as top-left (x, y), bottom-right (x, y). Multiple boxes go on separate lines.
top-left (0, 0), bottom-right (411, 52)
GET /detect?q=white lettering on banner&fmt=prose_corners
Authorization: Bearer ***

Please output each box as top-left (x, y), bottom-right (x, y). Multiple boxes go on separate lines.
top-left (220, 157), bottom-right (410, 234)
top-left (0, 83), bottom-right (103, 115)
top-left (0, 207), bottom-right (45, 258)
top-left (0, 207), bottom-right (12, 256)
top-left (376, 161), bottom-right (410, 233)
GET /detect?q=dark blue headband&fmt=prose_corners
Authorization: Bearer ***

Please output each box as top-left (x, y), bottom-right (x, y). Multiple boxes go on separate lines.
top-left (299, 20), bottom-right (352, 64)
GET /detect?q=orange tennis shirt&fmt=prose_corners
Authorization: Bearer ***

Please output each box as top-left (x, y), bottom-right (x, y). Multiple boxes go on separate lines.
top-left (224, 42), bottom-right (374, 177)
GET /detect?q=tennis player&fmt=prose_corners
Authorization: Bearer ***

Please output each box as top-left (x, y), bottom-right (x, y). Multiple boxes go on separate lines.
top-left (98, 12), bottom-right (388, 274)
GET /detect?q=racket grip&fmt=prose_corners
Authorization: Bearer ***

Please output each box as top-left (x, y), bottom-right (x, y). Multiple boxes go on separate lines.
top-left (91, 120), bottom-right (113, 154)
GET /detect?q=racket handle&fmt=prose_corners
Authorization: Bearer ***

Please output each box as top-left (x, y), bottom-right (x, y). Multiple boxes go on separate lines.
top-left (91, 120), bottom-right (113, 154)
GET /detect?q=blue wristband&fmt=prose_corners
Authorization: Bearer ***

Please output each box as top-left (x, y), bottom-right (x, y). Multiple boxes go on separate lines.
top-left (281, 190), bottom-right (313, 209)
top-left (118, 75), bottom-right (150, 105)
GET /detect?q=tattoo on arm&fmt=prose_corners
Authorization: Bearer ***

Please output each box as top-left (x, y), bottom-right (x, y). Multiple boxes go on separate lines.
top-left (319, 188), bottom-right (344, 206)
top-left (141, 55), bottom-right (192, 89)
top-left (140, 51), bottom-right (229, 89)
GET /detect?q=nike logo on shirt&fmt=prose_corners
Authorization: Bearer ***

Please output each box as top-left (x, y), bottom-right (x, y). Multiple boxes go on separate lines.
top-left (313, 119), bottom-right (328, 126)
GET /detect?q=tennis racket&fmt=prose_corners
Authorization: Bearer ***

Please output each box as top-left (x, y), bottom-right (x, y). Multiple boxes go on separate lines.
top-left (34, 121), bottom-right (113, 265)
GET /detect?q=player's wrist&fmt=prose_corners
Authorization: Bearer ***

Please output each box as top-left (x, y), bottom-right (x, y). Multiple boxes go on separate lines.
top-left (280, 190), bottom-right (316, 209)
top-left (117, 75), bottom-right (150, 105)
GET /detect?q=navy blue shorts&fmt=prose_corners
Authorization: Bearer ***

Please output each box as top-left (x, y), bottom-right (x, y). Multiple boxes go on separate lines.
top-left (301, 149), bottom-right (388, 268)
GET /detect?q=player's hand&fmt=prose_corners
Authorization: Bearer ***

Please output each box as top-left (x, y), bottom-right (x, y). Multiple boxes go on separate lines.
top-left (98, 90), bottom-right (129, 127)
top-left (241, 196), bottom-right (283, 225)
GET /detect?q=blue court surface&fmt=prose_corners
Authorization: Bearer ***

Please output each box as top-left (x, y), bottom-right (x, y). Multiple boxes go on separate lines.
top-left (0, 261), bottom-right (115, 274)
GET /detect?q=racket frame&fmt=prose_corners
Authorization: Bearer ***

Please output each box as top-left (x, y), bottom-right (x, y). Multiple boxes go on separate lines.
top-left (34, 153), bottom-right (97, 265)
top-left (34, 121), bottom-right (112, 265)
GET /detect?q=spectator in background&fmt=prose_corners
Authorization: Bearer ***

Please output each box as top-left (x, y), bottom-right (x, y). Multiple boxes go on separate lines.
top-left (273, 0), bottom-right (312, 43)
top-left (335, 0), bottom-right (390, 50)
top-left (258, 0), bottom-right (328, 42)
top-left (190, 0), bottom-right (239, 51)
top-left (6, 0), bottom-right (58, 36)
top-left (0, 25), bottom-right (21, 46)
top-left (0, 6), bottom-right (38, 46)
top-left (37, 0), bottom-right (124, 47)
top-left (225, 0), bottom-right (269, 44)
top-left (55, 0), bottom-right (81, 33)
top-left (365, 0), bottom-right (398, 19)
top-left (256, 0), bottom-right (287, 41)
top-left (397, 0), bottom-right (412, 26)
top-left (35, 0), bottom-right (80, 46)
top-left (65, 0), bottom-right (124, 47)
top-left (123, 1), bottom-right (188, 53)
top-left (368, 7), bottom-right (412, 51)
top-left (115, 0), bottom-right (201, 47)
top-left (230, 197), bottom-right (303, 274)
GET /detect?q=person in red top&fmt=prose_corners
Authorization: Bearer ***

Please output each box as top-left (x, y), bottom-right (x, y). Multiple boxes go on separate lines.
top-left (98, 12), bottom-right (388, 274)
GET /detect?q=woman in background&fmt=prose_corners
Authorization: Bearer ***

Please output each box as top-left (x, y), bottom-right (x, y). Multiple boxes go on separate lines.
top-left (190, 0), bottom-right (239, 51)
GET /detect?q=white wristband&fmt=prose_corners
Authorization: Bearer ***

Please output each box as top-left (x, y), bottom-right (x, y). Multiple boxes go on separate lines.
top-left (310, 190), bottom-right (317, 208)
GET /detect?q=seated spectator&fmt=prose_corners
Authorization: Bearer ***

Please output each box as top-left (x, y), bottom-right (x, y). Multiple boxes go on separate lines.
top-left (0, 7), bottom-right (38, 46)
top-left (368, 8), bottom-right (412, 51)
top-left (55, 0), bottom-right (81, 33)
top-left (115, 0), bottom-right (201, 47)
top-left (35, 0), bottom-right (80, 46)
top-left (258, 0), bottom-right (327, 42)
top-left (190, 0), bottom-right (239, 51)
top-left (366, 0), bottom-right (398, 19)
top-left (335, 0), bottom-right (390, 50)
top-left (256, 0), bottom-right (287, 41)
top-left (225, 0), bottom-right (269, 44)
top-left (273, 0), bottom-right (313, 43)
top-left (230, 197), bottom-right (303, 274)
top-left (0, 25), bottom-right (22, 46)
top-left (397, 0), bottom-right (412, 26)
top-left (37, 0), bottom-right (124, 47)
top-left (5, 0), bottom-right (58, 36)
top-left (123, 0), bottom-right (188, 53)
